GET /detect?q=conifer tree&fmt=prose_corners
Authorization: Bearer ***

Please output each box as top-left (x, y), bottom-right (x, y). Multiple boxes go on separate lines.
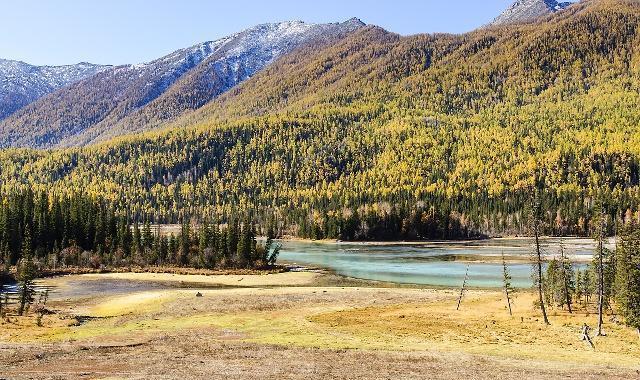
top-left (545, 259), bottom-right (559, 308)
top-left (142, 221), bottom-right (153, 251)
top-left (198, 222), bottom-right (210, 268)
top-left (575, 270), bottom-right (584, 307)
top-left (17, 230), bottom-right (37, 316)
top-left (133, 221), bottom-right (142, 256)
top-left (614, 222), bottom-right (640, 335)
top-left (0, 283), bottom-right (4, 319)
top-left (501, 252), bottom-right (515, 316)
top-left (593, 204), bottom-right (608, 336)
top-left (227, 219), bottom-right (239, 264)
top-left (559, 244), bottom-right (575, 313)
top-left (178, 220), bottom-right (191, 266)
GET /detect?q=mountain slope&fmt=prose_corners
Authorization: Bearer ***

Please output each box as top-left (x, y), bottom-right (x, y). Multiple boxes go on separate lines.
top-left (62, 18), bottom-right (364, 147)
top-left (0, 59), bottom-right (108, 120)
top-left (1, 0), bottom-right (639, 237)
top-left (0, 19), bottom-right (364, 149)
top-left (490, 0), bottom-right (575, 25)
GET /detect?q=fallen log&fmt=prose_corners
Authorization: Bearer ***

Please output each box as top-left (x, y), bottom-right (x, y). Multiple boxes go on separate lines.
top-left (581, 324), bottom-right (595, 350)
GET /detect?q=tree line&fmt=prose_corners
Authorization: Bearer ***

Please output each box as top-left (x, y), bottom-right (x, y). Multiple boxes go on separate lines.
top-left (0, 190), bottom-right (280, 272)
top-left (501, 194), bottom-right (640, 337)
top-left (536, 222), bottom-right (640, 336)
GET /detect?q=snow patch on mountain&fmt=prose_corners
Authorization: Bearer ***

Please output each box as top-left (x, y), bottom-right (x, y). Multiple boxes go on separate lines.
top-left (204, 18), bottom-right (365, 88)
top-left (0, 59), bottom-right (109, 119)
top-left (490, 0), bottom-right (575, 26)
top-left (120, 18), bottom-right (364, 91)
top-left (0, 18), bottom-right (365, 149)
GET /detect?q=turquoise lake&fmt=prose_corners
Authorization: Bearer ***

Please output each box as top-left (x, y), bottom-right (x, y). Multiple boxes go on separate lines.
top-left (278, 238), bottom-right (603, 288)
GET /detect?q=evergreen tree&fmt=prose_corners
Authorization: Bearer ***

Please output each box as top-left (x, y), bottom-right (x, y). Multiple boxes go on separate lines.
top-left (198, 222), bottom-right (210, 268)
top-left (501, 252), bottom-right (515, 316)
top-left (132, 221), bottom-right (142, 256)
top-left (227, 219), bottom-right (239, 265)
top-left (545, 259), bottom-right (560, 308)
top-left (0, 190), bottom-right (280, 272)
top-left (559, 244), bottom-right (575, 313)
top-left (614, 222), bottom-right (640, 335)
top-left (592, 205), bottom-right (608, 336)
top-left (178, 220), bottom-right (191, 266)
top-left (575, 270), bottom-right (584, 308)
top-left (17, 230), bottom-right (37, 316)
top-left (142, 221), bottom-right (153, 251)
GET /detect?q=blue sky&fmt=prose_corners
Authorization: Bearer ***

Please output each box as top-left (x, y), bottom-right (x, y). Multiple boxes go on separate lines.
top-left (1, 0), bottom-right (516, 66)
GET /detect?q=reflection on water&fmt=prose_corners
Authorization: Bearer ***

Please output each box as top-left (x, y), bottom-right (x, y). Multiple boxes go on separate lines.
top-left (0, 279), bottom-right (171, 303)
top-left (0, 282), bottom-right (54, 307)
top-left (278, 238), bottom-right (604, 288)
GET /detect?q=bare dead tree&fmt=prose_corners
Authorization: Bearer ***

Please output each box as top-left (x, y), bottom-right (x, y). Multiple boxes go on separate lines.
top-left (531, 190), bottom-right (550, 325)
top-left (35, 289), bottom-right (49, 327)
top-left (457, 265), bottom-right (469, 311)
top-left (582, 324), bottom-right (595, 350)
top-left (594, 206), bottom-right (607, 337)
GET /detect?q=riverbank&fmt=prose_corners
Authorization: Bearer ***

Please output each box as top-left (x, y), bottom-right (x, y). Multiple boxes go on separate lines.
top-left (1, 272), bottom-right (638, 379)
top-left (278, 235), bottom-right (615, 245)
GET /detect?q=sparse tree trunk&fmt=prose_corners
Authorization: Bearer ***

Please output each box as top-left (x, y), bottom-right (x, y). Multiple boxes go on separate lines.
top-left (534, 215), bottom-right (550, 325)
top-left (505, 283), bottom-right (513, 316)
top-left (457, 265), bottom-right (469, 311)
top-left (502, 253), bottom-right (514, 316)
top-left (560, 245), bottom-right (573, 314)
top-left (18, 280), bottom-right (30, 316)
top-left (528, 187), bottom-right (550, 325)
top-left (596, 211), bottom-right (606, 337)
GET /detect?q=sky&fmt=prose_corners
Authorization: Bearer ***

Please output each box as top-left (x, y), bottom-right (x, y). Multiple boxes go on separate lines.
top-left (0, 0), bottom-right (517, 66)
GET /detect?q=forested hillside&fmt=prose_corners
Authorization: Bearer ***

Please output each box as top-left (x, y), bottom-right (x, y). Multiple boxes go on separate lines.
top-left (1, 0), bottom-right (639, 240)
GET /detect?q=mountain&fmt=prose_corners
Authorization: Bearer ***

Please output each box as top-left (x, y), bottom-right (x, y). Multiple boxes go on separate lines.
top-left (1, 0), bottom-right (638, 231)
top-left (490, 0), bottom-right (575, 25)
top-left (0, 18), bottom-right (364, 149)
top-left (1, 0), bottom-right (639, 237)
top-left (0, 59), bottom-right (108, 120)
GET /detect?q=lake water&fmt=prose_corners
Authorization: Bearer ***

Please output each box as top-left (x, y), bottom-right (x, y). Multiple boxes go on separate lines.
top-left (278, 238), bottom-right (604, 288)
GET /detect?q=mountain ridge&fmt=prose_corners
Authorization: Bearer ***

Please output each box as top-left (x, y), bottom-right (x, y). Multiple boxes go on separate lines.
top-left (62, 18), bottom-right (365, 147)
top-left (0, 18), bottom-right (365, 149)
top-left (0, 59), bottom-right (109, 120)
top-left (490, 0), bottom-right (576, 26)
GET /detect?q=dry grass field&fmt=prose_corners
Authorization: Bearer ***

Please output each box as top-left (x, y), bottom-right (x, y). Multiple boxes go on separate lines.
top-left (1, 272), bottom-right (639, 379)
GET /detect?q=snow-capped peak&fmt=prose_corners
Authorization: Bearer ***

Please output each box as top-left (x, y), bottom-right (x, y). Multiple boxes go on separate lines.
top-left (0, 18), bottom-right (366, 148)
top-left (490, 0), bottom-right (575, 26)
top-left (0, 59), bottom-right (109, 119)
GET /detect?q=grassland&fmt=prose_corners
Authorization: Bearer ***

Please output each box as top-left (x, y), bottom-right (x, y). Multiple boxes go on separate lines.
top-left (1, 272), bottom-right (639, 379)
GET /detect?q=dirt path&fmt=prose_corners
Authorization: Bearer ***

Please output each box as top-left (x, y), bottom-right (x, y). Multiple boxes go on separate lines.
top-left (3, 338), bottom-right (637, 380)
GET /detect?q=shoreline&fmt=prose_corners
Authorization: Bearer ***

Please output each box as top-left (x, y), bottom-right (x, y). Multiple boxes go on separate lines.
top-left (277, 235), bottom-right (613, 245)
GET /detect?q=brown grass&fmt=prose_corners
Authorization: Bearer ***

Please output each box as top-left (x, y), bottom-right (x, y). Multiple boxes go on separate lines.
top-left (1, 272), bottom-right (639, 379)
top-left (312, 292), bottom-right (640, 366)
